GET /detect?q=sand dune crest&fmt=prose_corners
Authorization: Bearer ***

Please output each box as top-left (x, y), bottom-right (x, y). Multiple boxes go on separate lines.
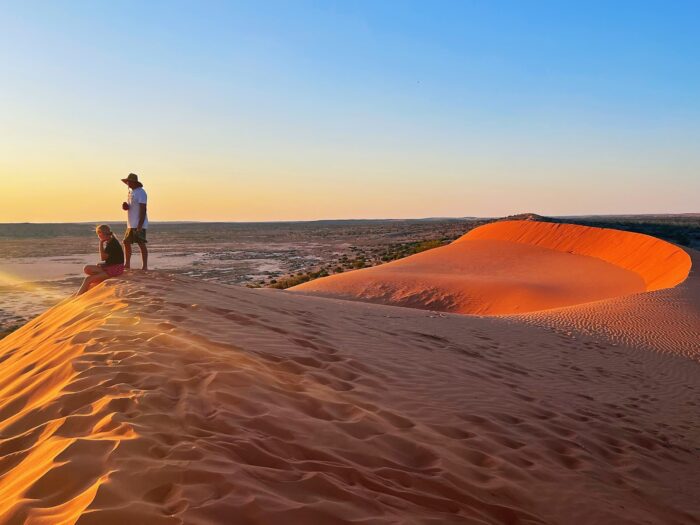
top-left (460, 220), bottom-right (691, 291)
top-left (291, 221), bottom-right (692, 314)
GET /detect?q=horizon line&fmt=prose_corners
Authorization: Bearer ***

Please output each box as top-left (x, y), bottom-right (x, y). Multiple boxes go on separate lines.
top-left (1, 212), bottom-right (698, 226)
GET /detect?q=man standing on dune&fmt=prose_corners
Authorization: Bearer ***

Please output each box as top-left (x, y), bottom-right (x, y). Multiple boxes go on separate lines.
top-left (121, 173), bottom-right (149, 271)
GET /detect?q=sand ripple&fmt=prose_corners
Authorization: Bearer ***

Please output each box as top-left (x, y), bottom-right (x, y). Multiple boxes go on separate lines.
top-left (0, 270), bottom-right (698, 524)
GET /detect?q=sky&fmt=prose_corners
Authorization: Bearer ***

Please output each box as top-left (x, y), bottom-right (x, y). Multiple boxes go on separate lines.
top-left (1, 0), bottom-right (698, 222)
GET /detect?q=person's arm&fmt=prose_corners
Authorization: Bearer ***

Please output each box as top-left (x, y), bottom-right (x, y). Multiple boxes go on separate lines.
top-left (99, 238), bottom-right (109, 261)
top-left (137, 203), bottom-right (147, 230)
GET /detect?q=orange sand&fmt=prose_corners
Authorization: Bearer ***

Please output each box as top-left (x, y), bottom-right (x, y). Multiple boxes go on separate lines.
top-left (462, 221), bottom-right (692, 291)
top-left (291, 221), bottom-right (692, 314)
top-left (0, 222), bottom-right (699, 524)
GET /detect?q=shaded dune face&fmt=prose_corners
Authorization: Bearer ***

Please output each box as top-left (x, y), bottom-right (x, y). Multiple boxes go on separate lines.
top-left (290, 221), bottom-right (692, 315)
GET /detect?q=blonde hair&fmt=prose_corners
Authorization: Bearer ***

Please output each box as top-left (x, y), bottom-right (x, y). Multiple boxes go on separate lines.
top-left (96, 224), bottom-right (112, 235)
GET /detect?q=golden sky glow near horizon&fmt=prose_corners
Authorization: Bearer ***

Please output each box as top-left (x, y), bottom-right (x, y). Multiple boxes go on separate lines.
top-left (2, 141), bottom-right (698, 223)
top-left (3, 129), bottom-right (697, 223)
top-left (1, 2), bottom-right (698, 223)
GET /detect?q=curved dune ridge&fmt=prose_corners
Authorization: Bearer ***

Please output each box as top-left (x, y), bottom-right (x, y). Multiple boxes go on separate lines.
top-left (290, 220), bottom-right (692, 315)
top-left (460, 221), bottom-right (692, 291)
top-left (0, 272), bottom-right (698, 524)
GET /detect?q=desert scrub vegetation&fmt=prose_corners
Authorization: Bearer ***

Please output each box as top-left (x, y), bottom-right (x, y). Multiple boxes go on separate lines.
top-left (379, 239), bottom-right (447, 262)
top-left (566, 217), bottom-right (700, 249)
top-left (266, 238), bottom-right (450, 289)
top-left (268, 268), bottom-right (331, 289)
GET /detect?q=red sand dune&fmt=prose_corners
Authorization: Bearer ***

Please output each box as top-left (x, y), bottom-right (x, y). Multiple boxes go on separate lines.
top-left (0, 222), bottom-right (698, 524)
top-left (462, 221), bottom-right (691, 291)
top-left (291, 220), bottom-right (692, 315)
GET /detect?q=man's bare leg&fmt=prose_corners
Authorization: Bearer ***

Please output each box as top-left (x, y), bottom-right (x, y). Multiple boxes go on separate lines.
top-left (124, 242), bottom-right (132, 269)
top-left (138, 242), bottom-right (148, 271)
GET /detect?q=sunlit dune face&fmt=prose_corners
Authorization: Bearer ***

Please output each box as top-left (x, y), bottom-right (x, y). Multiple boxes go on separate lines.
top-left (458, 221), bottom-right (692, 292)
top-left (290, 221), bottom-right (692, 315)
top-left (0, 286), bottom-right (139, 524)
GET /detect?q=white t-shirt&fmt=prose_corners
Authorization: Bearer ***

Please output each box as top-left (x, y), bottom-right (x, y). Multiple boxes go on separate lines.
top-left (127, 187), bottom-right (149, 228)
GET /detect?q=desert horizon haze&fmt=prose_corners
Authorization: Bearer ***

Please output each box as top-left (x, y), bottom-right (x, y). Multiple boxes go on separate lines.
top-left (1, 0), bottom-right (699, 222)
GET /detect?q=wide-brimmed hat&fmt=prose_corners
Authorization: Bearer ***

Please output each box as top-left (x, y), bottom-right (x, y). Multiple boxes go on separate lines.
top-left (121, 173), bottom-right (143, 187)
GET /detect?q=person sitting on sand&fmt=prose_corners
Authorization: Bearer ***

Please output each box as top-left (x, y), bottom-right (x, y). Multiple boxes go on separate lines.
top-left (121, 172), bottom-right (149, 271)
top-left (75, 225), bottom-right (125, 296)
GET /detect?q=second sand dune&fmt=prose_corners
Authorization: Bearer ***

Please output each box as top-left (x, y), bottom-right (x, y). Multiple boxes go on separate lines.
top-left (291, 220), bottom-right (692, 315)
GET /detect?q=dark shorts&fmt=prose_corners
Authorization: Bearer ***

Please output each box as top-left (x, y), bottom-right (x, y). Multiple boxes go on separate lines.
top-left (124, 228), bottom-right (147, 244)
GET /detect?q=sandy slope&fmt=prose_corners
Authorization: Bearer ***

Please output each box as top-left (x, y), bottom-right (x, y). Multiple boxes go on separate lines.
top-left (509, 247), bottom-right (700, 360)
top-left (290, 221), bottom-right (692, 314)
top-left (0, 266), bottom-right (698, 524)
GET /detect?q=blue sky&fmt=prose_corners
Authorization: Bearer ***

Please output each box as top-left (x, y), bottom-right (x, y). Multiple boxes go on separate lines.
top-left (1, 1), bottom-right (698, 221)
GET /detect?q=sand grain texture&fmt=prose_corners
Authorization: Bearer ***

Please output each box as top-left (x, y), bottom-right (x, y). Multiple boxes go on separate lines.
top-left (0, 221), bottom-right (698, 524)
